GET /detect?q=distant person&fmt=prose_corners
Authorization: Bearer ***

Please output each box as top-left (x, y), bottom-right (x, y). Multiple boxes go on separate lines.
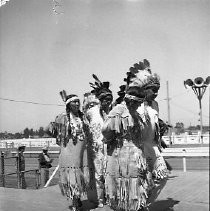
top-left (38, 146), bottom-right (53, 187)
top-left (16, 144), bottom-right (27, 189)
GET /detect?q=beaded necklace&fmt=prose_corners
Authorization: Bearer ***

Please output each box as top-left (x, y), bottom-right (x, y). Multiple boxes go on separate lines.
top-left (69, 113), bottom-right (85, 145)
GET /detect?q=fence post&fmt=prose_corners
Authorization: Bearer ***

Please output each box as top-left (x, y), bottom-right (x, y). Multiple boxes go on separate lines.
top-left (16, 153), bottom-right (21, 189)
top-left (35, 169), bottom-right (40, 189)
top-left (29, 141), bottom-right (32, 151)
top-left (171, 132), bottom-right (175, 144)
top-left (182, 149), bottom-right (186, 172)
top-left (184, 132), bottom-right (188, 143)
top-left (1, 152), bottom-right (5, 187)
top-left (12, 142), bottom-right (14, 151)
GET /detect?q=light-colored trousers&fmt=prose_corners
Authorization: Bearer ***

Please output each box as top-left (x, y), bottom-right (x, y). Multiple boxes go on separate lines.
top-left (40, 168), bottom-right (49, 187)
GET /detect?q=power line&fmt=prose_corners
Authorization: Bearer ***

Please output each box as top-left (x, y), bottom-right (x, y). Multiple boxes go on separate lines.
top-left (170, 90), bottom-right (191, 99)
top-left (170, 101), bottom-right (209, 119)
top-left (159, 90), bottom-right (190, 101)
top-left (0, 97), bottom-right (64, 107)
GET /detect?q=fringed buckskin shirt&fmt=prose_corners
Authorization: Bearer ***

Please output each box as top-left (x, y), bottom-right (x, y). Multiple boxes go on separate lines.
top-left (53, 112), bottom-right (89, 201)
top-left (102, 102), bottom-right (154, 211)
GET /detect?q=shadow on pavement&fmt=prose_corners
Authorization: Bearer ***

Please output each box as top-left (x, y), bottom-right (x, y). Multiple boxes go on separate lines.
top-left (149, 197), bottom-right (180, 211)
top-left (167, 175), bottom-right (178, 179)
top-left (81, 200), bottom-right (98, 210)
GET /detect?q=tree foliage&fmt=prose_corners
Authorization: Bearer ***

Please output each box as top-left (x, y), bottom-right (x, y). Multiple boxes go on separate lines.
top-left (0, 126), bottom-right (51, 140)
top-left (174, 122), bottom-right (185, 134)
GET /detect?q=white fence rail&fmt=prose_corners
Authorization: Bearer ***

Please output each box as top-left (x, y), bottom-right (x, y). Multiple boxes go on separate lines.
top-left (9, 149), bottom-right (208, 158)
top-left (0, 133), bottom-right (209, 149)
top-left (162, 147), bottom-right (209, 172)
top-left (162, 133), bottom-right (209, 145)
top-left (0, 138), bottom-right (57, 148)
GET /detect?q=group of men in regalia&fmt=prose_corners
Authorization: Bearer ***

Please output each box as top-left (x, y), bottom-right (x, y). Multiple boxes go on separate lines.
top-left (49, 59), bottom-right (172, 211)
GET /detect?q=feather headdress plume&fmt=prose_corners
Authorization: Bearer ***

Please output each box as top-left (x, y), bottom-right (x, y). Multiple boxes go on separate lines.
top-left (60, 90), bottom-right (67, 102)
top-left (114, 85), bottom-right (126, 105)
top-left (124, 59), bottom-right (152, 89)
top-left (144, 73), bottom-right (160, 89)
top-left (89, 74), bottom-right (113, 100)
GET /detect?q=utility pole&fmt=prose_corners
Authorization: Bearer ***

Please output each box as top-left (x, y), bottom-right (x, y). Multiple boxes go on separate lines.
top-left (209, 86), bottom-right (210, 142)
top-left (166, 81), bottom-right (172, 144)
top-left (166, 81), bottom-right (171, 126)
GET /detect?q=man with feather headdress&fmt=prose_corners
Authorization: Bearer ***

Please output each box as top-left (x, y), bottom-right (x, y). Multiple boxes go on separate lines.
top-left (101, 59), bottom-right (171, 211)
top-left (101, 60), bottom-right (156, 211)
top-left (134, 59), bottom-right (170, 205)
top-left (89, 74), bottom-right (113, 119)
top-left (82, 75), bottom-right (113, 208)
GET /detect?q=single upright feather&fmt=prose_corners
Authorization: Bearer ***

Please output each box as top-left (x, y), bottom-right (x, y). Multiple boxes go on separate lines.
top-left (143, 59), bottom-right (150, 68)
top-left (138, 61), bottom-right (145, 70)
top-left (92, 74), bottom-right (102, 87)
top-left (60, 90), bottom-right (67, 102)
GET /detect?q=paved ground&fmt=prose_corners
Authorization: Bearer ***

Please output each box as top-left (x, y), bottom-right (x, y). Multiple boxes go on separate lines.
top-left (0, 170), bottom-right (209, 211)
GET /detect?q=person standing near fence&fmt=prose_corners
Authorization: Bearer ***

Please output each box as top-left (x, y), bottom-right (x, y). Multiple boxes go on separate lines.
top-left (50, 90), bottom-right (89, 211)
top-left (16, 144), bottom-right (27, 189)
top-left (38, 146), bottom-right (53, 187)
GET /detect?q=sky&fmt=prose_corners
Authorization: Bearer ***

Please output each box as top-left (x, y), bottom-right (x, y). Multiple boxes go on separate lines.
top-left (0, 0), bottom-right (210, 133)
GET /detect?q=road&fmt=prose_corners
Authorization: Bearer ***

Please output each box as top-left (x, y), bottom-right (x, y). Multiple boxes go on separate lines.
top-left (0, 170), bottom-right (209, 211)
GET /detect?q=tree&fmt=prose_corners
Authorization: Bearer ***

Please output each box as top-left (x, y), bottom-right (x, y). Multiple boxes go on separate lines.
top-left (174, 122), bottom-right (185, 134)
top-left (14, 133), bottom-right (23, 139)
top-left (29, 128), bottom-right (34, 137)
top-left (196, 125), bottom-right (200, 130)
top-left (38, 127), bottom-right (45, 137)
top-left (23, 128), bottom-right (30, 138)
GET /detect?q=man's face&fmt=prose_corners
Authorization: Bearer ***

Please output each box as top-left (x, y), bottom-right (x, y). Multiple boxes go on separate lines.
top-left (145, 87), bottom-right (159, 101)
top-left (88, 102), bottom-right (99, 109)
top-left (43, 150), bottom-right (48, 154)
top-left (69, 99), bottom-right (80, 112)
top-left (126, 99), bottom-right (143, 114)
top-left (100, 95), bottom-right (113, 109)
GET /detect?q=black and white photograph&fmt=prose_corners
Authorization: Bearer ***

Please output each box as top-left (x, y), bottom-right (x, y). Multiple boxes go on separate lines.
top-left (0, 0), bottom-right (209, 211)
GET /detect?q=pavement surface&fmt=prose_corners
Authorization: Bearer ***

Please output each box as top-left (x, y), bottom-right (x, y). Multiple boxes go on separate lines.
top-left (0, 170), bottom-right (209, 211)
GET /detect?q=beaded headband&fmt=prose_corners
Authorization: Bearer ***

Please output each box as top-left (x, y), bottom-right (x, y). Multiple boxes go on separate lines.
top-left (65, 96), bottom-right (80, 105)
top-left (124, 94), bottom-right (145, 102)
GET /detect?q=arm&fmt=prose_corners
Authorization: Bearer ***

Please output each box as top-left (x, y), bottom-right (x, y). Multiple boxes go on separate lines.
top-left (38, 154), bottom-right (47, 166)
top-left (102, 118), bottom-right (117, 141)
top-left (102, 104), bottom-right (125, 142)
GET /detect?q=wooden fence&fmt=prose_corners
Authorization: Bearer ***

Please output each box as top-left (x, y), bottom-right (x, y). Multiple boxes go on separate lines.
top-left (0, 151), bottom-right (40, 189)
